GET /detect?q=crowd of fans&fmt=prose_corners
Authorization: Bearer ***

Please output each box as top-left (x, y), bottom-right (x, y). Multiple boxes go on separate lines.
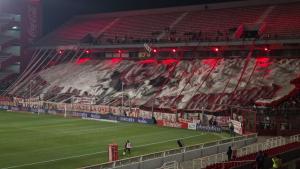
top-left (278, 92), bottom-right (300, 110)
top-left (80, 26), bottom-right (287, 46)
top-left (255, 91), bottom-right (300, 133)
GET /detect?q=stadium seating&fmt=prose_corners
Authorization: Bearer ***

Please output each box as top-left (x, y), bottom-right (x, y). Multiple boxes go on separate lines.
top-left (37, 2), bottom-right (300, 45)
top-left (14, 57), bottom-right (300, 112)
top-left (102, 12), bottom-right (182, 42)
top-left (264, 2), bottom-right (300, 39)
top-left (173, 6), bottom-right (267, 41)
top-left (37, 17), bottom-right (116, 45)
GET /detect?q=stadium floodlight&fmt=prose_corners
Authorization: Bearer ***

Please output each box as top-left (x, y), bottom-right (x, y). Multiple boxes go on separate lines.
top-left (85, 49), bottom-right (91, 54)
top-left (12, 26), bottom-right (19, 30)
top-left (264, 47), bottom-right (270, 52)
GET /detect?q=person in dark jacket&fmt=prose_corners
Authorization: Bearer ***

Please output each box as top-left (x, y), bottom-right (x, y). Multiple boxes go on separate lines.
top-left (229, 122), bottom-right (235, 137)
top-left (177, 139), bottom-right (184, 147)
top-left (256, 151), bottom-right (265, 169)
top-left (227, 146), bottom-right (233, 161)
top-left (264, 153), bottom-right (273, 169)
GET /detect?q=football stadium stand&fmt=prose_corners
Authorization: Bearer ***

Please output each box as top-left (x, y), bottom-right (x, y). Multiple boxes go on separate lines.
top-left (1, 0), bottom-right (300, 168)
top-left (1, 0), bottom-right (299, 136)
top-left (35, 1), bottom-right (300, 46)
top-left (0, 0), bottom-right (299, 147)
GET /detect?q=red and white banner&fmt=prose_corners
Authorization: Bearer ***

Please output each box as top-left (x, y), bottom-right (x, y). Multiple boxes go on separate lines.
top-left (216, 116), bottom-right (230, 126)
top-left (231, 120), bottom-right (243, 135)
top-left (139, 110), bottom-right (152, 119)
top-left (156, 120), bottom-right (188, 129)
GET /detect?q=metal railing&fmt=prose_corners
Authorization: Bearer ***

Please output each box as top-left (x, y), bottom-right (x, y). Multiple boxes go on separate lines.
top-left (192, 134), bottom-right (299, 169)
top-left (79, 134), bottom-right (257, 169)
top-left (290, 134), bottom-right (300, 142)
top-left (157, 161), bottom-right (180, 169)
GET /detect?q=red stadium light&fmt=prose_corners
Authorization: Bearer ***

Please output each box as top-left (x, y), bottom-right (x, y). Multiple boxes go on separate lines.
top-left (203, 58), bottom-right (218, 68)
top-left (172, 48), bottom-right (176, 53)
top-left (256, 57), bottom-right (271, 68)
top-left (139, 58), bottom-right (157, 64)
top-left (85, 49), bottom-right (91, 54)
top-left (76, 58), bottom-right (91, 64)
top-left (162, 59), bottom-right (178, 65)
top-left (111, 58), bottom-right (122, 64)
top-left (213, 47), bottom-right (219, 52)
top-left (118, 49), bottom-right (122, 54)
top-left (153, 49), bottom-right (158, 53)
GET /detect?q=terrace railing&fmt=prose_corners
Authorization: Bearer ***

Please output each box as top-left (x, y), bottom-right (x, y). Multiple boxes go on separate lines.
top-left (192, 134), bottom-right (299, 169)
top-left (79, 134), bottom-right (257, 169)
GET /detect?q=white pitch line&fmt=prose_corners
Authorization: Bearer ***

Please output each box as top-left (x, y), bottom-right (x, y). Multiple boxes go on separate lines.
top-left (0, 133), bottom-right (205, 169)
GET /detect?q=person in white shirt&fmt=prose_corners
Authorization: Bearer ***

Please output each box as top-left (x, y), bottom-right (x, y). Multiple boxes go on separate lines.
top-left (124, 140), bottom-right (132, 155)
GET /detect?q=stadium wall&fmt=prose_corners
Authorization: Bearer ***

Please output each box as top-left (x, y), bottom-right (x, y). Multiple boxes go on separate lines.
top-left (0, 97), bottom-right (232, 134)
top-left (21, 0), bottom-right (43, 72)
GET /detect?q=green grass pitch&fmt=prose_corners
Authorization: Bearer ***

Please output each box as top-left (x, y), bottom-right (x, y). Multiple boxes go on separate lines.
top-left (0, 110), bottom-right (230, 169)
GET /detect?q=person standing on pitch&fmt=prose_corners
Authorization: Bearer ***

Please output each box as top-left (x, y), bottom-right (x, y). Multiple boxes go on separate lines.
top-left (124, 140), bottom-right (132, 155)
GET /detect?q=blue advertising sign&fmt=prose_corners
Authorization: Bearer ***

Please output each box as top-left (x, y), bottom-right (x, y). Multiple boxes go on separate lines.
top-left (11, 107), bottom-right (20, 111)
top-left (196, 124), bottom-right (222, 132)
top-left (118, 116), bottom-right (154, 124)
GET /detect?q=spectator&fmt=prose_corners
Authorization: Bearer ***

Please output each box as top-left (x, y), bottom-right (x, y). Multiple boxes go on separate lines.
top-left (256, 151), bottom-right (265, 169)
top-left (229, 122), bottom-right (235, 136)
top-left (264, 153), bottom-right (273, 169)
top-left (272, 156), bottom-right (282, 169)
top-left (209, 117), bottom-right (213, 126)
top-left (177, 139), bottom-right (184, 148)
top-left (227, 146), bottom-right (232, 161)
top-left (213, 119), bottom-right (217, 126)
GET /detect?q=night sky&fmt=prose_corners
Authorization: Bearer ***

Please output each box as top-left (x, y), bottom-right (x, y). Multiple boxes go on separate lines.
top-left (42, 0), bottom-right (241, 34)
